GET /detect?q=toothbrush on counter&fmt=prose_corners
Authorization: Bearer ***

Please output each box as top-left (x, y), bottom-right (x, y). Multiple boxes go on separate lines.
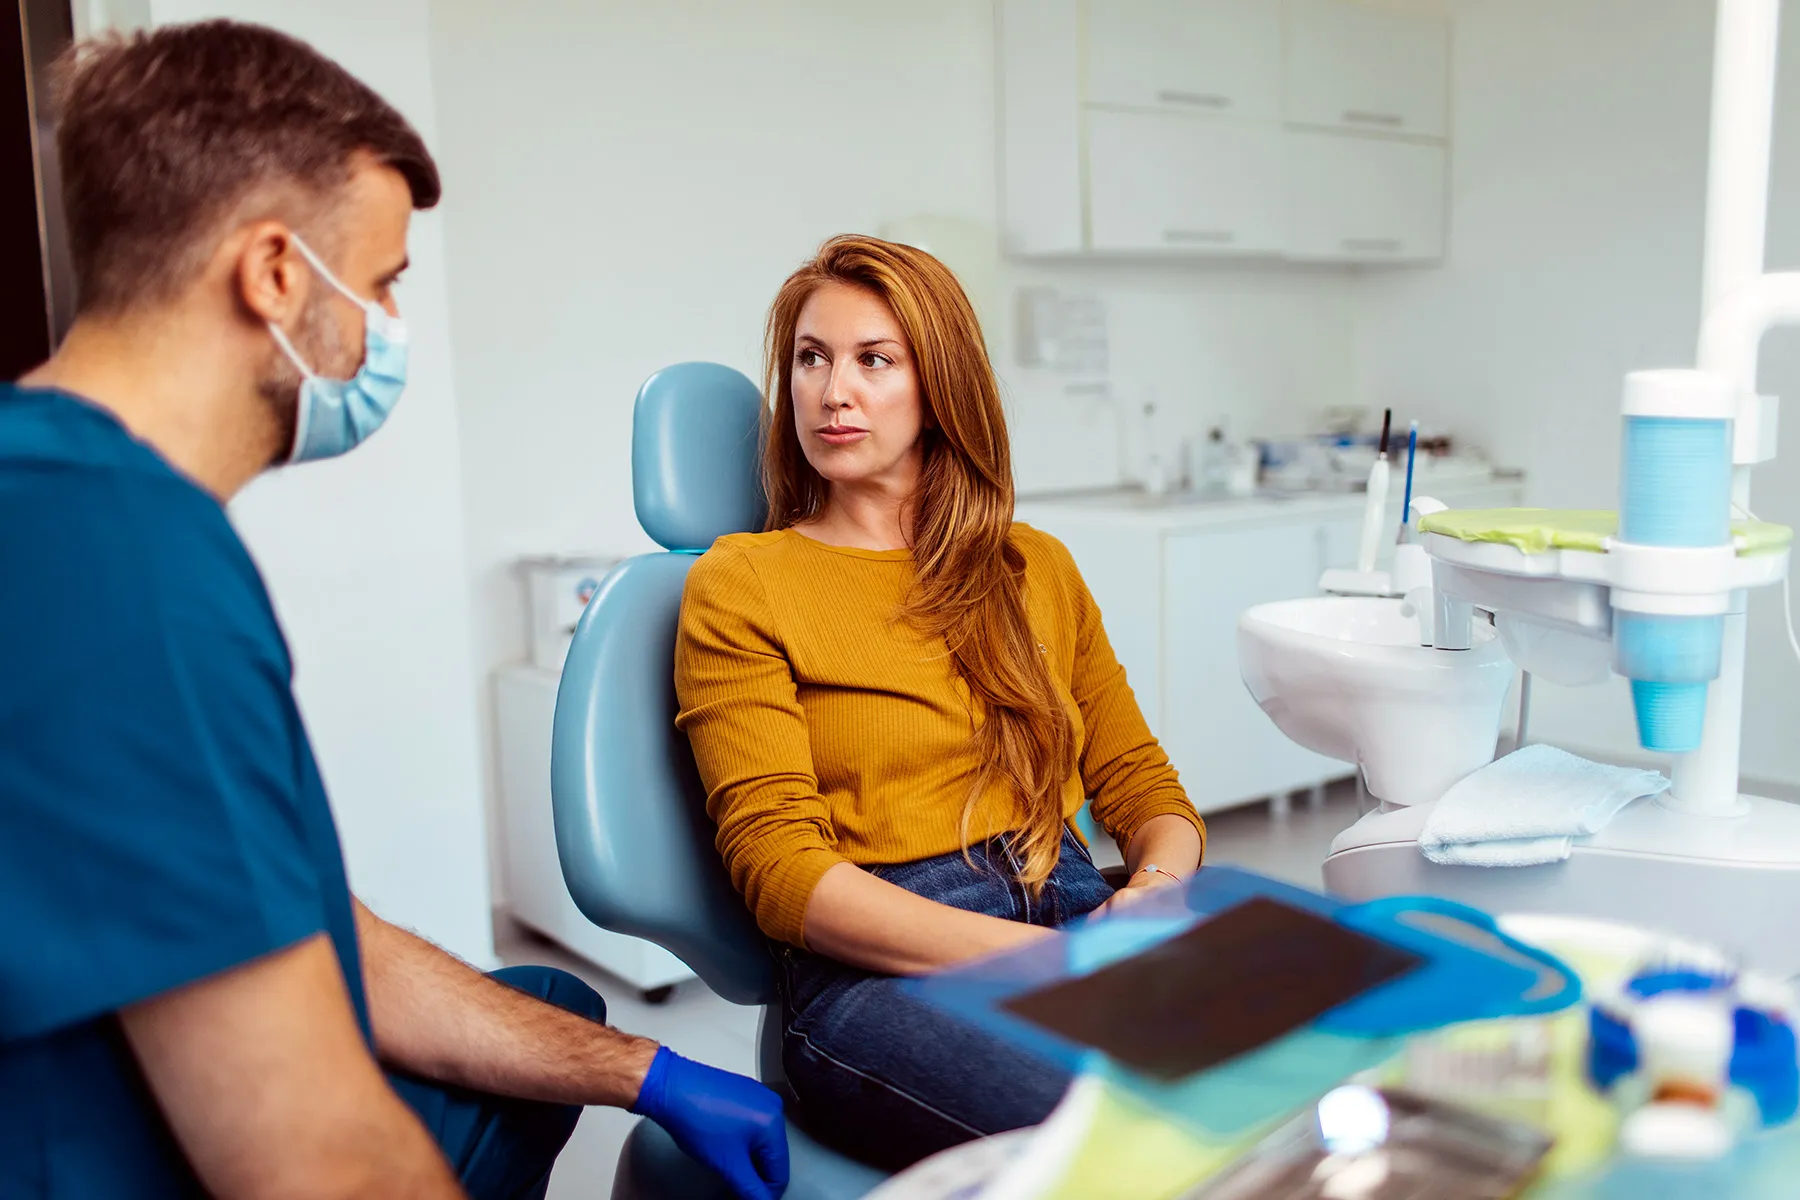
top-left (1356, 409), bottom-right (1394, 573)
top-left (1397, 420), bottom-right (1420, 544)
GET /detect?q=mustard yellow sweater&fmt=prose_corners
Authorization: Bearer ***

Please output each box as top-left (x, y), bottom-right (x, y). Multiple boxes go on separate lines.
top-left (673, 523), bottom-right (1204, 948)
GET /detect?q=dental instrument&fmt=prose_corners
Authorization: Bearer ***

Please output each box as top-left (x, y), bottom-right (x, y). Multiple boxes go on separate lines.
top-left (1240, 0), bottom-right (1800, 979)
top-left (1355, 409), bottom-right (1394, 573)
top-left (1398, 420), bottom-right (1419, 544)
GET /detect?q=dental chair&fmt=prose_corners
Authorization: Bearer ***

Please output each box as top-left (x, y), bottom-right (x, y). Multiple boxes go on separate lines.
top-left (550, 362), bottom-right (890, 1200)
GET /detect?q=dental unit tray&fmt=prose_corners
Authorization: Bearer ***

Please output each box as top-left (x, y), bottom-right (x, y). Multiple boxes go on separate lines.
top-left (906, 867), bottom-right (1580, 1138)
top-left (1418, 508), bottom-right (1792, 638)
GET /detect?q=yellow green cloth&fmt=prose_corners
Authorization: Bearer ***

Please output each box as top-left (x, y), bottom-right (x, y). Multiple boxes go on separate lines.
top-left (1417, 508), bottom-right (1793, 557)
top-left (1044, 1084), bottom-right (1265, 1200)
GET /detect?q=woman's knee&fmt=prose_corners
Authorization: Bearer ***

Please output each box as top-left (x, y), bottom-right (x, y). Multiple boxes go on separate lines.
top-left (783, 975), bottom-right (1072, 1152)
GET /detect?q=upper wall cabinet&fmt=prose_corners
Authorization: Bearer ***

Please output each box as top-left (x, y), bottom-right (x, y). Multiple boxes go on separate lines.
top-left (1088, 109), bottom-right (1286, 254)
top-left (996, 0), bottom-right (1453, 264)
top-left (1085, 0), bottom-right (1282, 120)
top-left (1285, 131), bottom-right (1446, 262)
top-left (1284, 0), bottom-right (1450, 140)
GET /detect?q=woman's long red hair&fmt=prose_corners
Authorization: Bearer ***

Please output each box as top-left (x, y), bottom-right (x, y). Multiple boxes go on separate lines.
top-left (761, 234), bottom-right (1075, 892)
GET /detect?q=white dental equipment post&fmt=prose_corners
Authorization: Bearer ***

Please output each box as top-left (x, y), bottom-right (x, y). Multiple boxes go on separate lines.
top-left (1427, 0), bottom-right (1797, 799)
top-left (1356, 410), bottom-right (1395, 574)
top-left (1673, 0), bottom-right (1796, 815)
top-left (1249, 0), bottom-right (1800, 977)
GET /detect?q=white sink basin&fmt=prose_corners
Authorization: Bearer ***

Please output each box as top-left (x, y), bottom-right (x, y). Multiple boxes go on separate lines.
top-left (1238, 597), bottom-right (1515, 807)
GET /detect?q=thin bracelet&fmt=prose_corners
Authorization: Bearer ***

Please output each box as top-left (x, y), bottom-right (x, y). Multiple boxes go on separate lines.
top-left (1133, 863), bottom-right (1184, 886)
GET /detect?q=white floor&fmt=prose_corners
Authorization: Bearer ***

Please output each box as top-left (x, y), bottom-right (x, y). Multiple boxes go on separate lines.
top-left (495, 781), bottom-right (1366, 1199)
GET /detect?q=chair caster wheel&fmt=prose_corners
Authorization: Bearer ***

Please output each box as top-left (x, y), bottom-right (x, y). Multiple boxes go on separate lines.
top-left (641, 985), bottom-right (677, 1005)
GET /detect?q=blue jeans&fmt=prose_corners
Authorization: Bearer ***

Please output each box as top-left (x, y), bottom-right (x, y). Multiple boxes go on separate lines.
top-left (387, 966), bottom-right (602, 1200)
top-left (778, 830), bottom-right (1114, 1171)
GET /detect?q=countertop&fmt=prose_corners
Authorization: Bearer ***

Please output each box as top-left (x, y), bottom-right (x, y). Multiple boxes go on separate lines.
top-left (1015, 459), bottom-right (1521, 530)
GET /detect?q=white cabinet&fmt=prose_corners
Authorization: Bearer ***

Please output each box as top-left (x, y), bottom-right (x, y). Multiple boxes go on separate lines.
top-left (1284, 0), bottom-right (1450, 140)
top-left (1285, 131), bottom-right (1446, 263)
top-left (493, 665), bottom-right (694, 998)
top-left (1162, 523), bottom-right (1342, 812)
top-left (1084, 0), bottom-right (1281, 120)
top-left (1087, 110), bottom-right (1286, 255)
top-left (996, 0), bottom-right (1452, 264)
top-left (1059, 524), bottom-right (1167, 738)
top-left (998, 0), bottom-right (1085, 255)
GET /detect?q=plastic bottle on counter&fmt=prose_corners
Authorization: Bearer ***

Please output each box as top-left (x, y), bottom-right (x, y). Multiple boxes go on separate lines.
top-left (1225, 439), bottom-right (1259, 497)
top-left (1140, 400), bottom-right (1171, 496)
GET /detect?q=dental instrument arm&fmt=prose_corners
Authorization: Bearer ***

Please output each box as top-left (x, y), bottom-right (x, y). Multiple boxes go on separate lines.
top-left (122, 934), bottom-right (464, 1200)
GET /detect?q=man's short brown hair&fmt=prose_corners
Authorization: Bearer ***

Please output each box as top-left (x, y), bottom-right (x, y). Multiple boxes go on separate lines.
top-left (54, 20), bottom-right (441, 315)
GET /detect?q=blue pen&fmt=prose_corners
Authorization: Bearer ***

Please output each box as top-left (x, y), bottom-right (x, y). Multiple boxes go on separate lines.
top-left (1398, 421), bottom-right (1419, 542)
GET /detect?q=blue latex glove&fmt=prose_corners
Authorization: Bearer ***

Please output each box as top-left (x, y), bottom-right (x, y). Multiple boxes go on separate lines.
top-left (631, 1046), bottom-right (790, 1199)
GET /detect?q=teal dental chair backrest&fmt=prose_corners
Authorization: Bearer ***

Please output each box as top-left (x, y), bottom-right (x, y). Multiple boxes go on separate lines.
top-left (549, 361), bottom-right (772, 1006)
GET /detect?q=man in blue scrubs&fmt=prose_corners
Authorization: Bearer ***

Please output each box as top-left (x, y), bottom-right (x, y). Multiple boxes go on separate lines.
top-left (0, 21), bottom-right (786, 1200)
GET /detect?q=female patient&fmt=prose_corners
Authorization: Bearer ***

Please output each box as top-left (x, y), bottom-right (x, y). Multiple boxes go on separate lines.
top-left (674, 234), bottom-right (1205, 1169)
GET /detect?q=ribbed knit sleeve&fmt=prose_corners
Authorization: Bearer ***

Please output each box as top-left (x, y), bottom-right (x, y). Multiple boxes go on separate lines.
top-left (674, 542), bottom-right (848, 947)
top-left (1051, 538), bottom-right (1208, 859)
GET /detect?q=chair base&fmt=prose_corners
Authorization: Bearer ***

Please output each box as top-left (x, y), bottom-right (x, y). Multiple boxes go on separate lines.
top-left (612, 1115), bottom-right (889, 1200)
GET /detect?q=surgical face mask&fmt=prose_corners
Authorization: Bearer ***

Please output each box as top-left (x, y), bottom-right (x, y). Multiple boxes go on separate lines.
top-left (267, 234), bottom-right (408, 464)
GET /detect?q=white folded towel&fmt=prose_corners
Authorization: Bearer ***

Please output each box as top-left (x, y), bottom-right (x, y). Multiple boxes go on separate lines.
top-left (1419, 744), bottom-right (1670, 867)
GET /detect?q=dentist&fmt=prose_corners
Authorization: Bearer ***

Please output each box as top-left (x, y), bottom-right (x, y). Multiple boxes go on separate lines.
top-left (0, 20), bottom-right (786, 1200)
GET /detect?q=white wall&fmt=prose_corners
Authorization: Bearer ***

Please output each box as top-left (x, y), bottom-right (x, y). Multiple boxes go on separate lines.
top-left (425, 0), bottom-right (1359, 897)
top-left (145, 0), bottom-right (496, 965)
top-left (1353, 0), bottom-right (1800, 784)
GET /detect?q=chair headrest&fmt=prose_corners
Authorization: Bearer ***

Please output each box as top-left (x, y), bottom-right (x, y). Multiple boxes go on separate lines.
top-left (633, 362), bottom-right (768, 552)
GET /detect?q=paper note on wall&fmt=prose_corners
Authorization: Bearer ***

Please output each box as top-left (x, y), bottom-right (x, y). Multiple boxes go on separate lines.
top-left (1014, 286), bottom-right (1110, 376)
top-left (1005, 287), bottom-right (1121, 494)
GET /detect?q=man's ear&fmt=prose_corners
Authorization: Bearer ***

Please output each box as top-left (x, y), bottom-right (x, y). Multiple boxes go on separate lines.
top-left (232, 222), bottom-right (309, 326)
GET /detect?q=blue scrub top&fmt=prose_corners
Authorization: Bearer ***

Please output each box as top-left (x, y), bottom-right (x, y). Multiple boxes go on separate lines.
top-left (0, 385), bottom-right (368, 1196)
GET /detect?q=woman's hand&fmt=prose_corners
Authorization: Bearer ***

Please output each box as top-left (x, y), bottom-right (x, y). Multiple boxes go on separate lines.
top-left (1094, 865), bottom-right (1186, 916)
top-left (1092, 814), bottom-right (1204, 918)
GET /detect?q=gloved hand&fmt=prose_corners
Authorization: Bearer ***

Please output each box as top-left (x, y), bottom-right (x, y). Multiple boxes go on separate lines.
top-left (631, 1045), bottom-right (790, 1200)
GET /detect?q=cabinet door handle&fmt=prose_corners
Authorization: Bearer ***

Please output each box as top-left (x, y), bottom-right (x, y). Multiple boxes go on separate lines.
top-left (1164, 229), bottom-right (1237, 245)
top-left (1342, 237), bottom-right (1404, 253)
top-left (1343, 109), bottom-right (1405, 128)
top-left (1158, 89), bottom-right (1231, 109)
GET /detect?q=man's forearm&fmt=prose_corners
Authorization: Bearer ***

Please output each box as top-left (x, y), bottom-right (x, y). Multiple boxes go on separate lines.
top-left (353, 901), bottom-right (656, 1108)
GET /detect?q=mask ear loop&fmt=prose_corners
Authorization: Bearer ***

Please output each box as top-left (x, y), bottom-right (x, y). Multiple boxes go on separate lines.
top-left (266, 234), bottom-right (336, 381)
top-left (267, 321), bottom-right (318, 380)
top-left (289, 232), bottom-right (402, 340)
top-left (266, 319), bottom-right (320, 464)
top-left (270, 232), bottom-right (400, 463)
top-left (266, 241), bottom-right (328, 462)
top-left (289, 233), bottom-right (361, 307)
